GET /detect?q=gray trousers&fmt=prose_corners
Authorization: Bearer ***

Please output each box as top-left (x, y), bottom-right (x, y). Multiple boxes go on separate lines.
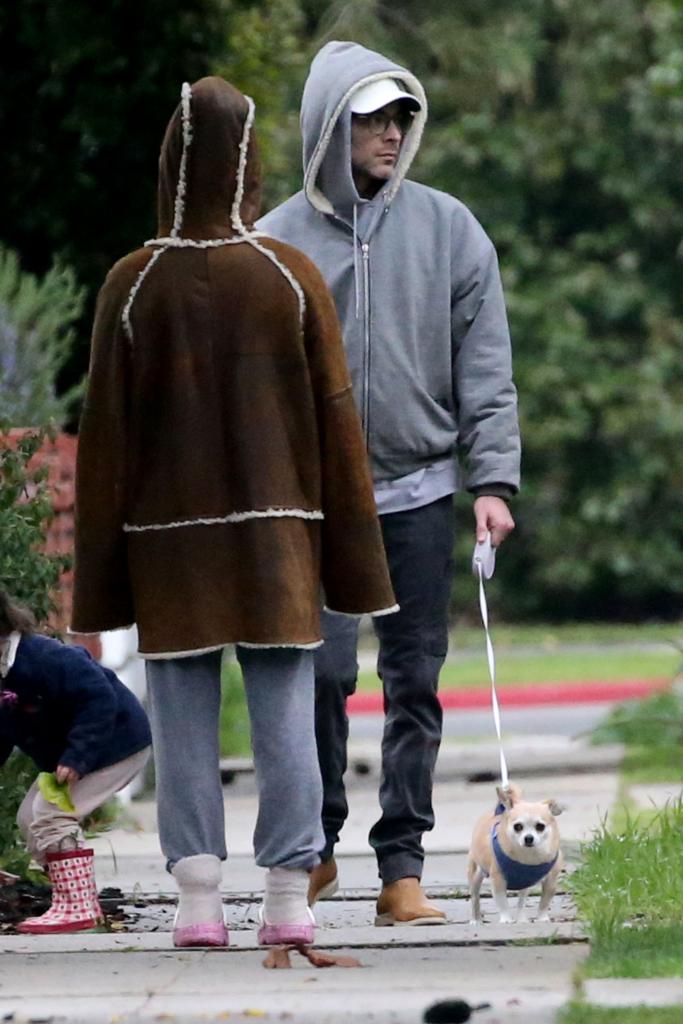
top-left (146, 647), bottom-right (324, 871)
top-left (315, 496), bottom-right (455, 884)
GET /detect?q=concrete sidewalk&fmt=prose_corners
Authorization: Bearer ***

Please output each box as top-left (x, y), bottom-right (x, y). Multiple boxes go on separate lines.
top-left (0, 725), bottom-right (629, 1024)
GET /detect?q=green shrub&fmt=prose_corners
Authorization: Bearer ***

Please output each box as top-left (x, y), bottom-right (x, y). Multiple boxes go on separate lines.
top-left (591, 689), bottom-right (683, 749)
top-left (0, 424), bottom-right (70, 878)
top-left (0, 752), bottom-right (40, 879)
top-left (0, 246), bottom-right (85, 428)
top-left (590, 688), bottom-right (683, 782)
top-left (0, 424), bottom-right (70, 623)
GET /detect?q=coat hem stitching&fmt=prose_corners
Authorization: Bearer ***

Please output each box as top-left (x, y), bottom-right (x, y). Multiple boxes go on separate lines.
top-left (123, 508), bottom-right (324, 533)
top-left (142, 639), bottom-right (323, 659)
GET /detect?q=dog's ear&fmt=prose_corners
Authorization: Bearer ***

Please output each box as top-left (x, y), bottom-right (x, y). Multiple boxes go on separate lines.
top-left (496, 784), bottom-right (518, 809)
top-left (544, 798), bottom-right (565, 816)
top-left (498, 782), bottom-right (523, 807)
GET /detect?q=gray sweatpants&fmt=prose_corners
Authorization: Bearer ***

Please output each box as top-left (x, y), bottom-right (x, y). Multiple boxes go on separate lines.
top-left (146, 646), bottom-right (324, 871)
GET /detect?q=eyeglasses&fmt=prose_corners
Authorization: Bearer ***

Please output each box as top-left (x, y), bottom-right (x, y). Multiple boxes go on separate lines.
top-left (352, 108), bottom-right (415, 136)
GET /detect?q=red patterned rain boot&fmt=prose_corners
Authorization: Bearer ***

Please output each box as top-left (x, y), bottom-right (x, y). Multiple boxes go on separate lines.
top-left (17, 848), bottom-right (105, 934)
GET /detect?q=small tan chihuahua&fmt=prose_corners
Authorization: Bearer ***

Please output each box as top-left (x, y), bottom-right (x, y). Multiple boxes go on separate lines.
top-left (468, 783), bottom-right (563, 925)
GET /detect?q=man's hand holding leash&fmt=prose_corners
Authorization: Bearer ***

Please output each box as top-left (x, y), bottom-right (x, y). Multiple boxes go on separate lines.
top-left (474, 496), bottom-right (515, 548)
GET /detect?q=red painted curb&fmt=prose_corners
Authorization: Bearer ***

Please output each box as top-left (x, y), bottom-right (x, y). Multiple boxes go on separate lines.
top-left (347, 678), bottom-right (670, 715)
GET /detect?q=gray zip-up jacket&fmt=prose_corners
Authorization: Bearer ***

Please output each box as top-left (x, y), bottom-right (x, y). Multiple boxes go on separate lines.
top-left (258, 41), bottom-right (520, 493)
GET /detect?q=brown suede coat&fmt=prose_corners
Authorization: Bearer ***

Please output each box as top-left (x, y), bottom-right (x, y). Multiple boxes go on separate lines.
top-left (72, 77), bottom-right (395, 657)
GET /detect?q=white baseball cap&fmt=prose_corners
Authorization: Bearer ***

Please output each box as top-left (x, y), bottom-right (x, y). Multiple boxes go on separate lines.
top-left (349, 78), bottom-right (421, 115)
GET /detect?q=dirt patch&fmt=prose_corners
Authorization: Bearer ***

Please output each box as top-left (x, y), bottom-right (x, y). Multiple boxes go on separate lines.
top-left (0, 881), bottom-right (51, 929)
top-left (0, 884), bottom-right (169, 933)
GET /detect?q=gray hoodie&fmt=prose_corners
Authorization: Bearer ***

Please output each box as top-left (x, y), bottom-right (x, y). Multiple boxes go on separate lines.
top-left (258, 41), bottom-right (520, 493)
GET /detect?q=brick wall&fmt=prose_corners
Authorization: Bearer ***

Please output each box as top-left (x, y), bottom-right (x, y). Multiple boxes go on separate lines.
top-left (6, 430), bottom-right (100, 658)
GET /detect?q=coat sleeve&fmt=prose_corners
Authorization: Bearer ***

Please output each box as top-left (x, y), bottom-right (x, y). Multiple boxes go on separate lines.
top-left (450, 214), bottom-right (521, 495)
top-left (71, 268), bottom-right (136, 632)
top-left (301, 264), bottom-right (397, 616)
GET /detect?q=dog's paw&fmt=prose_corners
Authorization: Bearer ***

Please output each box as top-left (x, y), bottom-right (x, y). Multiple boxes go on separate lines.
top-left (537, 912), bottom-right (551, 923)
top-left (498, 913), bottom-right (514, 924)
top-left (468, 918), bottom-right (482, 927)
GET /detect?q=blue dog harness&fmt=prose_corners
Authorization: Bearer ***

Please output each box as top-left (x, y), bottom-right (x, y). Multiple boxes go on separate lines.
top-left (489, 803), bottom-right (558, 891)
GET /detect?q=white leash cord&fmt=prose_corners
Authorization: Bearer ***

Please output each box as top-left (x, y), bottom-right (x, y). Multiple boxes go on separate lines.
top-left (472, 533), bottom-right (509, 788)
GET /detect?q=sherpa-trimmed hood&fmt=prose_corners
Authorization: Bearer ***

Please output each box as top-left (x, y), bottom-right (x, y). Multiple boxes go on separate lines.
top-left (157, 76), bottom-right (262, 240)
top-left (301, 41), bottom-right (427, 218)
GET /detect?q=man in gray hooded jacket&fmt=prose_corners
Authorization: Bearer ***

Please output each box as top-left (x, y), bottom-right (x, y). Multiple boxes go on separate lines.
top-left (259, 40), bottom-right (520, 925)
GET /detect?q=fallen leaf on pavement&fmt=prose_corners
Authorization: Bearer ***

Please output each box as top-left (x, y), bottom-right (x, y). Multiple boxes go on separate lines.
top-left (299, 947), bottom-right (362, 968)
top-left (263, 945), bottom-right (362, 969)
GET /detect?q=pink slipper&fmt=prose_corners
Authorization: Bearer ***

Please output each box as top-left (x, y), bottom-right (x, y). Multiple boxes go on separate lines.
top-left (173, 921), bottom-right (230, 947)
top-left (171, 855), bottom-right (229, 948)
top-left (257, 906), bottom-right (315, 946)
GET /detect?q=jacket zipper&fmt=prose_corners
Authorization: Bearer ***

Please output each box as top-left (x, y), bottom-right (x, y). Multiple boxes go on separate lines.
top-left (361, 242), bottom-right (370, 447)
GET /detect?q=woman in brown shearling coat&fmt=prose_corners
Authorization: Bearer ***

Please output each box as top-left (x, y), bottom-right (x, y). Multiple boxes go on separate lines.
top-left (72, 77), bottom-right (396, 948)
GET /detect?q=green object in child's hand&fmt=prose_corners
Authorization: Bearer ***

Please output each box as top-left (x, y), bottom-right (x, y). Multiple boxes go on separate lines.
top-left (37, 773), bottom-right (76, 813)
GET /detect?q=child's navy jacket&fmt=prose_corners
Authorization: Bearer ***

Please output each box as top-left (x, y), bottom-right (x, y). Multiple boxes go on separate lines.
top-left (0, 634), bottom-right (151, 777)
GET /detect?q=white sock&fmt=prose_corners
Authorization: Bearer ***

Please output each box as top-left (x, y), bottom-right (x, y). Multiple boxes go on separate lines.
top-left (262, 867), bottom-right (313, 925)
top-left (43, 836), bottom-right (81, 857)
top-left (172, 854), bottom-right (224, 928)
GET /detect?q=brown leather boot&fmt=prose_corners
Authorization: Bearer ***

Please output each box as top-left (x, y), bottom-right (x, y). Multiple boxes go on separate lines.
top-left (375, 877), bottom-right (447, 926)
top-left (307, 857), bottom-right (339, 905)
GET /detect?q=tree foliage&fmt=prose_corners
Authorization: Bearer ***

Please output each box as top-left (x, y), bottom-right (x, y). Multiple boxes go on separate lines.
top-left (215, 0), bottom-right (308, 209)
top-left (255, 0), bottom-right (683, 620)
top-left (1, 0), bottom-right (681, 618)
top-left (0, 0), bottom-right (228, 384)
top-left (0, 248), bottom-right (85, 428)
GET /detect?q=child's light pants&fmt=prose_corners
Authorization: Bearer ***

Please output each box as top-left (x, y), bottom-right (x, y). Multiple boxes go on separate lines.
top-left (146, 646), bottom-right (324, 872)
top-left (17, 747), bottom-right (151, 863)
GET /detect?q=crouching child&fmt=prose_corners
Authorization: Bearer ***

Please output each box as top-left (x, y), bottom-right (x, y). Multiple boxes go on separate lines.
top-left (0, 590), bottom-right (151, 933)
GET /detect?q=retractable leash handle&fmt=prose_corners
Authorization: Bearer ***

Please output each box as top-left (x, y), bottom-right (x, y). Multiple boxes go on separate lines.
top-left (472, 532), bottom-right (509, 789)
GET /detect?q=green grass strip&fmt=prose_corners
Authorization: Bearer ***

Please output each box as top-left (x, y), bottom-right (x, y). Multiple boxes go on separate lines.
top-left (449, 622), bottom-right (683, 648)
top-left (571, 798), bottom-right (683, 978)
top-left (357, 650), bottom-right (676, 691)
top-left (621, 744), bottom-right (683, 784)
top-left (560, 1005), bottom-right (683, 1024)
top-left (584, 923), bottom-right (683, 978)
